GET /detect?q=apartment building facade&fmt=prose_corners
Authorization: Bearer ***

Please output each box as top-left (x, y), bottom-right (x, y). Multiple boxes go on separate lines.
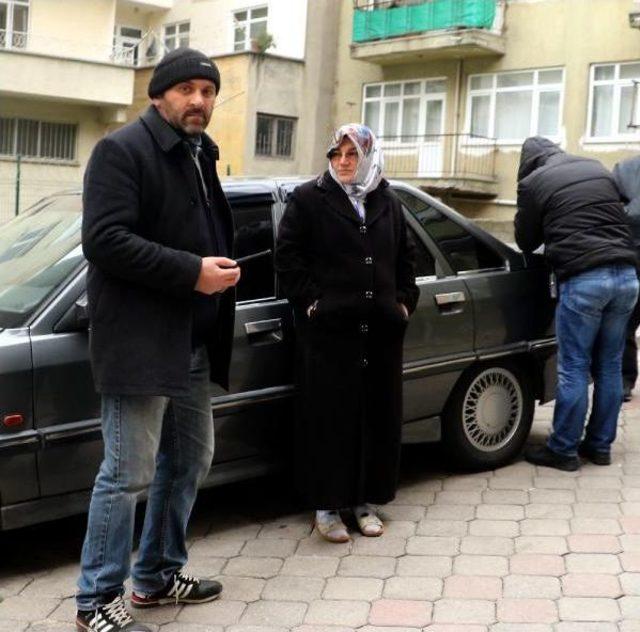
top-left (334, 0), bottom-right (640, 240)
top-left (0, 0), bottom-right (340, 223)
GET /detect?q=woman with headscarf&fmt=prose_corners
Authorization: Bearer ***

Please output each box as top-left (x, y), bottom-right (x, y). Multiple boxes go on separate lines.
top-left (275, 124), bottom-right (419, 542)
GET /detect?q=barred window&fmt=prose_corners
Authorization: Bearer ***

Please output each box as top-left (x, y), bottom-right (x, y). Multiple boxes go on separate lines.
top-left (255, 114), bottom-right (296, 158)
top-left (0, 117), bottom-right (77, 161)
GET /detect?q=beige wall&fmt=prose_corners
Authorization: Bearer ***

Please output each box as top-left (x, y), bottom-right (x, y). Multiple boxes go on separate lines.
top-left (333, 0), bottom-right (640, 238)
top-left (0, 98), bottom-right (107, 223)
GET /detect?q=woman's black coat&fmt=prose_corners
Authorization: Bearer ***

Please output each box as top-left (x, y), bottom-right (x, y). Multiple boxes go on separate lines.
top-left (275, 172), bottom-right (419, 508)
top-left (82, 106), bottom-right (235, 397)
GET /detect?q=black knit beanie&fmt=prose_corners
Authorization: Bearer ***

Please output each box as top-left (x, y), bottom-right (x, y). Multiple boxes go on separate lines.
top-left (148, 48), bottom-right (221, 98)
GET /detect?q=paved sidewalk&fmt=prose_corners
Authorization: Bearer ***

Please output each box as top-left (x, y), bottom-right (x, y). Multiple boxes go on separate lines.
top-left (3, 400), bottom-right (640, 631)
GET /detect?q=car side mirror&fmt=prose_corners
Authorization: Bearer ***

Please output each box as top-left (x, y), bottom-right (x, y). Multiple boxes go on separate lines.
top-left (54, 294), bottom-right (90, 333)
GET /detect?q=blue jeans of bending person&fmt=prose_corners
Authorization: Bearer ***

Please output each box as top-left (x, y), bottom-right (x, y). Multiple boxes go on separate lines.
top-left (549, 265), bottom-right (639, 457)
top-left (76, 346), bottom-right (214, 610)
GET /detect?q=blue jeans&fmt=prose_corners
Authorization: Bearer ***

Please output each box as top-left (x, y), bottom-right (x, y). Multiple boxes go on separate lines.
top-left (76, 347), bottom-right (214, 610)
top-left (549, 265), bottom-right (639, 457)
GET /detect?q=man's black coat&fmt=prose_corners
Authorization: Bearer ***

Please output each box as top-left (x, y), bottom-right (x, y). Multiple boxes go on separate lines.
top-left (514, 136), bottom-right (635, 281)
top-left (82, 106), bottom-right (235, 396)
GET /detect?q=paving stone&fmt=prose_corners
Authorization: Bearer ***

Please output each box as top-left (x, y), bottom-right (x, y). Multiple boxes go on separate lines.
top-left (189, 538), bottom-right (245, 557)
top-left (294, 627), bottom-right (355, 632)
top-left (0, 596), bottom-right (58, 621)
top-left (433, 599), bottom-right (495, 624)
top-left (304, 599), bottom-right (370, 627)
top-left (396, 555), bottom-right (453, 578)
top-left (482, 491), bottom-right (529, 505)
top-left (383, 576), bottom-right (442, 600)
top-left (570, 518), bottom-right (622, 535)
top-left (502, 575), bottom-right (561, 599)
top-left (383, 521), bottom-right (416, 538)
top-left (296, 537), bottom-right (352, 557)
top-left (378, 504), bottom-right (425, 522)
top-left (491, 625), bottom-right (553, 632)
top-left (207, 523), bottom-right (263, 541)
top-left (416, 519), bottom-right (468, 536)
top-left (224, 557), bottom-right (283, 579)
top-left (519, 519), bottom-right (570, 536)
top-left (620, 620), bottom-right (640, 631)
top-left (443, 575), bottom-right (501, 599)
top-left (428, 626), bottom-right (488, 632)
top-left (406, 536), bottom-right (459, 556)
top-left (352, 536), bottom-right (406, 557)
top-left (620, 516), bottom-right (640, 533)
top-left (566, 534), bottom-right (621, 553)
top-left (620, 552), bottom-right (640, 571)
top-left (368, 599), bottom-right (432, 627)
top-left (359, 627), bottom-right (421, 632)
top-left (426, 505), bottom-right (476, 521)
top-left (262, 576), bottom-right (324, 601)
top-left (240, 601), bottom-right (307, 627)
top-left (337, 555), bottom-right (396, 579)
top-left (176, 599), bottom-right (246, 625)
top-left (242, 539), bottom-right (298, 558)
top-left (571, 503), bottom-right (621, 518)
top-left (436, 491), bottom-right (483, 505)
top-left (524, 504), bottom-right (573, 519)
top-left (392, 489), bottom-right (437, 505)
top-left (468, 520), bottom-right (519, 537)
top-left (514, 537), bottom-right (568, 554)
top-left (476, 505), bottom-right (525, 521)
top-left (443, 477), bottom-right (490, 491)
top-left (217, 576), bottom-right (265, 602)
top-left (620, 572), bottom-right (640, 595)
top-left (561, 574), bottom-right (622, 597)
top-left (180, 557), bottom-right (227, 579)
top-left (622, 502), bottom-right (640, 516)
top-left (620, 595), bottom-right (640, 618)
top-left (577, 477), bottom-right (622, 490)
top-left (322, 576), bottom-right (382, 600)
top-left (280, 556), bottom-right (339, 578)
top-left (493, 463), bottom-right (536, 478)
top-left (453, 555), bottom-right (508, 576)
top-left (0, 622), bottom-right (26, 632)
top-left (555, 624), bottom-right (617, 632)
top-left (528, 490), bottom-right (575, 504)
top-left (557, 597), bottom-right (620, 621)
top-left (496, 599), bottom-right (557, 623)
top-left (621, 534), bottom-right (640, 551)
top-left (509, 555), bottom-right (565, 577)
top-left (488, 477), bottom-right (534, 491)
top-left (227, 626), bottom-right (286, 632)
top-left (258, 521), bottom-right (313, 540)
top-left (565, 553), bottom-right (622, 574)
top-left (576, 489), bottom-right (622, 503)
top-left (533, 476), bottom-right (576, 489)
top-left (22, 624), bottom-right (81, 632)
top-left (459, 537), bottom-right (514, 556)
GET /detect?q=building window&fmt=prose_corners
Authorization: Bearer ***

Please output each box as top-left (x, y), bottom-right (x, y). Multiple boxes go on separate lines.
top-left (588, 61), bottom-right (640, 139)
top-left (255, 114), bottom-right (296, 158)
top-left (363, 79), bottom-right (447, 140)
top-left (0, 117), bottom-right (77, 161)
top-left (233, 6), bottom-right (268, 52)
top-left (0, 0), bottom-right (29, 49)
top-left (113, 25), bottom-right (143, 66)
top-left (467, 68), bottom-right (564, 142)
top-left (164, 21), bottom-right (190, 52)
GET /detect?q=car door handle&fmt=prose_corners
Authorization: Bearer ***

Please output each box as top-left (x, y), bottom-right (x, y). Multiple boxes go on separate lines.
top-left (244, 318), bottom-right (283, 344)
top-left (434, 292), bottom-right (466, 306)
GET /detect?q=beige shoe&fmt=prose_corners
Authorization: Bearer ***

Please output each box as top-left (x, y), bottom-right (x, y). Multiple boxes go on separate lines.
top-left (315, 515), bottom-right (350, 543)
top-left (355, 509), bottom-right (384, 537)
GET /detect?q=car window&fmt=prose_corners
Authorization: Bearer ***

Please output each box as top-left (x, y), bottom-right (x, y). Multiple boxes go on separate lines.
top-left (395, 189), bottom-right (504, 274)
top-left (231, 201), bottom-right (275, 302)
top-left (407, 224), bottom-right (436, 278)
top-left (0, 195), bottom-right (83, 329)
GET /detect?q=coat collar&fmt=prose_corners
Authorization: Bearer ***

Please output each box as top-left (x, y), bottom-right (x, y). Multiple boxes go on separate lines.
top-left (140, 105), bottom-right (220, 160)
top-left (316, 171), bottom-right (389, 226)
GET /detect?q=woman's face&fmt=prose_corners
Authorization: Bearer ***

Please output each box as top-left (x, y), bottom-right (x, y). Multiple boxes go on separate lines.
top-left (330, 138), bottom-right (359, 184)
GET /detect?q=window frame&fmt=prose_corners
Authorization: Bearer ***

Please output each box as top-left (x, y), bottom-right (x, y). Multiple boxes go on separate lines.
top-left (254, 113), bottom-right (297, 159)
top-left (0, 0), bottom-right (29, 49)
top-left (465, 67), bottom-right (565, 145)
top-left (361, 78), bottom-right (447, 142)
top-left (113, 24), bottom-right (143, 66)
top-left (232, 5), bottom-right (268, 52)
top-left (586, 61), bottom-right (640, 143)
top-left (0, 116), bottom-right (78, 162)
top-left (163, 20), bottom-right (190, 52)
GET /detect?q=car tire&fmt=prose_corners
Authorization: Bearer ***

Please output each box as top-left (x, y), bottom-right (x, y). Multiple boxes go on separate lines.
top-left (442, 360), bottom-right (534, 470)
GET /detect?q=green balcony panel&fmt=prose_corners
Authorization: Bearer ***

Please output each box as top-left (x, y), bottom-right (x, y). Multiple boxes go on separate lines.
top-left (353, 0), bottom-right (497, 43)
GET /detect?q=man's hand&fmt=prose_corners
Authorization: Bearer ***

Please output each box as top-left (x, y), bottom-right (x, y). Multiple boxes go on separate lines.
top-left (195, 257), bottom-right (241, 295)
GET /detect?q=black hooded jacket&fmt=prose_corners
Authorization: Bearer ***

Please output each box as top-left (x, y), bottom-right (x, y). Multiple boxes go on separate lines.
top-left (515, 136), bottom-right (635, 281)
top-left (612, 155), bottom-right (640, 253)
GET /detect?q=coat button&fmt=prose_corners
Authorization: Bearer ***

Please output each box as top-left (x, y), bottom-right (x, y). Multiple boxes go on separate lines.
top-left (359, 322), bottom-right (369, 333)
top-left (365, 291), bottom-right (373, 299)
top-left (365, 257), bottom-right (373, 265)
top-left (359, 225), bottom-right (367, 234)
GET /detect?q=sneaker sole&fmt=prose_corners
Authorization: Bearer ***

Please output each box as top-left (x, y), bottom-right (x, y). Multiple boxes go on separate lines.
top-left (131, 591), bottom-right (221, 609)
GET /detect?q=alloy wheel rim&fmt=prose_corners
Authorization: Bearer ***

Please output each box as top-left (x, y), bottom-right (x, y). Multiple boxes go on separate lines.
top-left (462, 367), bottom-right (523, 452)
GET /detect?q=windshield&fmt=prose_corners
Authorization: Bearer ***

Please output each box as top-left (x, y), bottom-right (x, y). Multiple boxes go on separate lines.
top-left (0, 194), bottom-right (84, 329)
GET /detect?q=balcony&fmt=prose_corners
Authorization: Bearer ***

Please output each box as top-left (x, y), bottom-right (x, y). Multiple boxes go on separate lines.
top-left (382, 133), bottom-right (497, 198)
top-left (117, 0), bottom-right (173, 10)
top-left (351, 0), bottom-right (505, 65)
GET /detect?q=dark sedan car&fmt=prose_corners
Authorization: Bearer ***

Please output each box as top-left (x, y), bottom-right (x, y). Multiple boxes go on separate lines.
top-left (0, 179), bottom-right (556, 530)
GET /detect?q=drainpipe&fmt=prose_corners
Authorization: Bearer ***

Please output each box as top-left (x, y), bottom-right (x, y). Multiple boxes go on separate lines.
top-left (451, 59), bottom-right (463, 178)
top-left (14, 154), bottom-right (21, 217)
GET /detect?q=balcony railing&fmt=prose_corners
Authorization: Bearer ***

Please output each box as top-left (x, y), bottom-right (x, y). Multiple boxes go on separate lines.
top-left (111, 30), bottom-right (168, 67)
top-left (380, 133), bottom-right (496, 185)
top-left (353, 0), bottom-right (498, 43)
top-left (0, 30), bottom-right (28, 49)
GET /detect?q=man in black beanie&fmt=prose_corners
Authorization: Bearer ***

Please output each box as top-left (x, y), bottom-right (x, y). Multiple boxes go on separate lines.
top-left (76, 48), bottom-right (239, 632)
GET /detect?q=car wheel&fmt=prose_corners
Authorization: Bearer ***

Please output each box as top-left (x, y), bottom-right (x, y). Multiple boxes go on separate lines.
top-left (443, 361), bottom-right (534, 470)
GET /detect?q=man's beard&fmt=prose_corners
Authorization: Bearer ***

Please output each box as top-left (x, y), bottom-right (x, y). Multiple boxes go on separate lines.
top-left (177, 109), bottom-right (210, 135)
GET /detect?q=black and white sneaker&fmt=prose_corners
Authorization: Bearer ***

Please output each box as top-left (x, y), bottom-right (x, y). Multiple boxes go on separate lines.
top-left (76, 595), bottom-right (151, 631)
top-left (131, 570), bottom-right (222, 608)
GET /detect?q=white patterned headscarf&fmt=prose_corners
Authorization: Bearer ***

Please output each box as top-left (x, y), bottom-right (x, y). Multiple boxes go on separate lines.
top-left (327, 124), bottom-right (384, 219)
